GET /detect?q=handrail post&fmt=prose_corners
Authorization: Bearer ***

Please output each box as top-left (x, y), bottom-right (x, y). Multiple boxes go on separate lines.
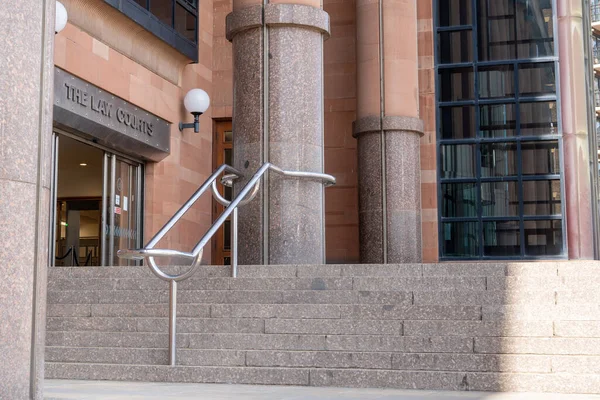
top-left (168, 280), bottom-right (177, 366)
top-left (232, 207), bottom-right (238, 277)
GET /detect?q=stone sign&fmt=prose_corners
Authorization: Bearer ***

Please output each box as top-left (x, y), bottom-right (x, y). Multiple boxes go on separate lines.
top-left (53, 67), bottom-right (170, 161)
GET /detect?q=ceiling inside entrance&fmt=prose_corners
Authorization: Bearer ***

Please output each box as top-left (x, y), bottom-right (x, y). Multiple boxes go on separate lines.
top-left (57, 136), bottom-right (104, 199)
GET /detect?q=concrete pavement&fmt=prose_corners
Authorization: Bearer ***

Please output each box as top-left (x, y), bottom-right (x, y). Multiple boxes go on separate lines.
top-left (44, 380), bottom-right (600, 400)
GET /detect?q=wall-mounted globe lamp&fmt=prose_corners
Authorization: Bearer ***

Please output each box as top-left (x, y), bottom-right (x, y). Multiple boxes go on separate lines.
top-left (55, 1), bottom-right (68, 34)
top-left (179, 89), bottom-right (210, 133)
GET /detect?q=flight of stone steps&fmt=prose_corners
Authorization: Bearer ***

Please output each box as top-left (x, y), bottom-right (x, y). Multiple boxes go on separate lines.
top-left (45, 262), bottom-right (600, 394)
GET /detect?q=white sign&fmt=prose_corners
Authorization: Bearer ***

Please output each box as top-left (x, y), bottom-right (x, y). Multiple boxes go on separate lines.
top-left (115, 194), bottom-right (120, 206)
top-left (123, 196), bottom-right (128, 212)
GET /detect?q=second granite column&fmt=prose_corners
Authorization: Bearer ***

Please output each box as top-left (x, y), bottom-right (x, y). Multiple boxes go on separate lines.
top-left (354, 0), bottom-right (424, 263)
top-left (227, 2), bottom-right (330, 264)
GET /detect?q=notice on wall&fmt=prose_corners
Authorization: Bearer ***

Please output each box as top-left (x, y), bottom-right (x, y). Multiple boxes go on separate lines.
top-left (115, 194), bottom-right (120, 206)
top-left (115, 206), bottom-right (122, 215)
top-left (123, 196), bottom-right (128, 212)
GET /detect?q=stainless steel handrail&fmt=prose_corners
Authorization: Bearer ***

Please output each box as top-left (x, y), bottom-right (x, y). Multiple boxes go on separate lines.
top-left (117, 162), bottom-right (335, 366)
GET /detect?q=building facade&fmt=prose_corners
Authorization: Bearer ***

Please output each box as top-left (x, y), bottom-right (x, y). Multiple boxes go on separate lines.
top-left (2, 0), bottom-right (600, 398)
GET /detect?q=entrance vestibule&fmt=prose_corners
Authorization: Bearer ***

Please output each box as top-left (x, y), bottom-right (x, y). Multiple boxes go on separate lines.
top-left (51, 132), bottom-right (143, 266)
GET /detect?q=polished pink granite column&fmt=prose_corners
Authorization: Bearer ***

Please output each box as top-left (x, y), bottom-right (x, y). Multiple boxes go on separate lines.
top-left (227, 3), bottom-right (330, 264)
top-left (0, 0), bottom-right (55, 398)
top-left (354, 0), bottom-right (423, 263)
top-left (558, 0), bottom-right (595, 259)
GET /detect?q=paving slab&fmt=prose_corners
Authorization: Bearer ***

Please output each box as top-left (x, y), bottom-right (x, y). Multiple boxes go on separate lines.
top-left (44, 380), bottom-right (600, 400)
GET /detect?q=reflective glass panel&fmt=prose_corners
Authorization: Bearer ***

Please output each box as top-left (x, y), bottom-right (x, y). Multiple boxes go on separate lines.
top-left (521, 141), bottom-right (560, 175)
top-left (438, 31), bottom-right (473, 63)
top-left (524, 220), bottom-right (563, 256)
top-left (516, 1), bottom-right (554, 59)
top-left (519, 102), bottom-right (558, 136)
top-left (480, 104), bottom-right (516, 138)
top-left (438, 0), bottom-right (473, 26)
top-left (439, 68), bottom-right (474, 101)
top-left (442, 222), bottom-right (479, 257)
top-left (523, 180), bottom-right (561, 215)
top-left (175, 3), bottom-right (197, 42)
top-left (477, 0), bottom-right (516, 61)
top-left (441, 106), bottom-right (476, 139)
top-left (481, 142), bottom-right (517, 178)
top-left (441, 144), bottom-right (476, 178)
top-left (518, 63), bottom-right (556, 97)
top-left (481, 181), bottom-right (518, 217)
top-left (483, 220), bottom-right (520, 256)
top-left (150, 1), bottom-right (173, 26)
top-left (478, 65), bottom-right (515, 99)
top-left (442, 183), bottom-right (478, 218)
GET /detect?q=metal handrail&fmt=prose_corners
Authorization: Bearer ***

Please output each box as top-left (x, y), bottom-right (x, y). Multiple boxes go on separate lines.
top-left (117, 162), bottom-right (335, 366)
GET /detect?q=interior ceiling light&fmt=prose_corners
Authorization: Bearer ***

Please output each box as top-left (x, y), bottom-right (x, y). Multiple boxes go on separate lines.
top-left (79, 163), bottom-right (87, 166)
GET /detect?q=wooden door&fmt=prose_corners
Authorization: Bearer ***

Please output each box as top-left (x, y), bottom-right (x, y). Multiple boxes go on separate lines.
top-left (212, 121), bottom-right (233, 265)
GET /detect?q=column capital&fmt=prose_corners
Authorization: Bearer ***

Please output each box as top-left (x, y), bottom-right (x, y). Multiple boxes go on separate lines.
top-left (353, 115), bottom-right (424, 138)
top-left (226, 3), bottom-right (330, 41)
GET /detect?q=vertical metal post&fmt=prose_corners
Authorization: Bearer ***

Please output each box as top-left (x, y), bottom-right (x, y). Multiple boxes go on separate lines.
top-left (109, 155), bottom-right (116, 265)
top-left (49, 133), bottom-right (59, 266)
top-left (169, 279), bottom-right (177, 366)
top-left (232, 207), bottom-right (238, 277)
top-left (101, 153), bottom-right (109, 266)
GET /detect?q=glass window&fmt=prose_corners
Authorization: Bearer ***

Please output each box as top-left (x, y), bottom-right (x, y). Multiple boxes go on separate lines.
top-left (481, 142), bottom-right (517, 178)
top-left (441, 106), bottom-right (476, 139)
top-left (524, 220), bottom-right (563, 256)
top-left (516, 0), bottom-right (554, 59)
top-left (483, 220), bottom-right (521, 256)
top-left (438, 31), bottom-right (473, 64)
top-left (442, 183), bottom-right (478, 218)
top-left (175, 3), bottom-right (197, 42)
top-left (439, 0), bottom-right (473, 26)
top-left (436, 0), bottom-right (563, 259)
top-left (441, 144), bottom-right (476, 178)
top-left (521, 141), bottom-right (560, 175)
top-left (518, 63), bottom-right (556, 97)
top-left (480, 104), bottom-right (516, 138)
top-left (523, 180), bottom-right (561, 215)
top-left (477, 0), bottom-right (516, 61)
top-left (519, 102), bottom-right (558, 136)
top-left (481, 181), bottom-right (518, 216)
top-left (439, 68), bottom-right (474, 101)
top-left (442, 222), bottom-right (479, 257)
top-left (150, 1), bottom-right (173, 27)
top-left (478, 65), bottom-right (515, 99)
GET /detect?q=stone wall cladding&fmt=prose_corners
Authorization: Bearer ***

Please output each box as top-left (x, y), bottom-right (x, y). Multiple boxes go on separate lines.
top-left (45, 261), bottom-right (600, 394)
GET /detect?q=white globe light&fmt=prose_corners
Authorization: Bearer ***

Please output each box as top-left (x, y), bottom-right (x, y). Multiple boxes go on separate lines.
top-left (55, 1), bottom-right (68, 34)
top-left (183, 88), bottom-right (210, 114)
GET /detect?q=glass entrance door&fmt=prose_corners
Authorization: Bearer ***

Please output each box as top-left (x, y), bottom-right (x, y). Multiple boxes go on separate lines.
top-left (51, 132), bottom-right (143, 266)
top-left (105, 154), bottom-right (142, 266)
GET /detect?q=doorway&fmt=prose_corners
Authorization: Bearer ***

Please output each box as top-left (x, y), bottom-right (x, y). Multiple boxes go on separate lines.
top-left (51, 132), bottom-right (143, 266)
top-left (212, 120), bottom-right (232, 265)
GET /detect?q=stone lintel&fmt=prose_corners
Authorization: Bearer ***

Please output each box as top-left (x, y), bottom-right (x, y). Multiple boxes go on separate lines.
top-left (353, 115), bottom-right (424, 138)
top-left (226, 4), bottom-right (330, 42)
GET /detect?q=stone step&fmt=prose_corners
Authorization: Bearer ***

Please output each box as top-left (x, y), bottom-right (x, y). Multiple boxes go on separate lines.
top-left (45, 347), bottom-right (560, 373)
top-left (50, 288), bottom-right (585, 306)
top-left (46, 331), bottom-right (474, 353)
top-left (44, 362), bottom-right (600, 393)
top-left (45, 347), bottom-right (246, 366)
top-left (47, 261), bottom-right (600, 281)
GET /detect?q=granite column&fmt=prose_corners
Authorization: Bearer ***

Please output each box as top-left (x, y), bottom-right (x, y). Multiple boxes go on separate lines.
top-left (226, 0), bottom-right (330, 264)
top-left (354, 0), bottom-right (424, 263)
top-left (558, 0), bottom-right (595, 258)
top-left (0, 0), bottom-right (55, 398)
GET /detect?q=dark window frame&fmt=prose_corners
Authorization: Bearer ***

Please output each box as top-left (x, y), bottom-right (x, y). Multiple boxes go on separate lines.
top-left (434, 0), bottom-right (567, 260)
top-left (105, 0), bottom-right (198, 61)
